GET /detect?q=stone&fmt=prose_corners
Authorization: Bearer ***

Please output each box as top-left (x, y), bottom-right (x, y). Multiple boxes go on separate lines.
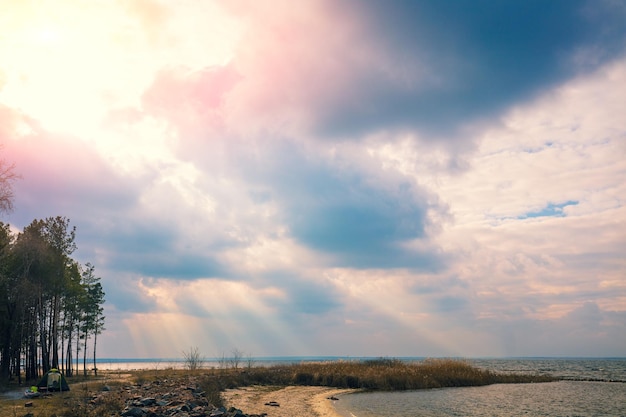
top-left (122, 407), bottom-right (146, 417)
top-left (139, 397), bottom-right (157, 406)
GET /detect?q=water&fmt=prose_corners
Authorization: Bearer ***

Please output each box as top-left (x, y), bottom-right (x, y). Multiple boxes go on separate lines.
top-left (468, 358), bottom-right (626, 382)
top-left (334, 381), bottom-right (626, 417)
top-left (333, 358), bottom-right (626, 417)
top-left (92, 355), bottom-right (366, 370)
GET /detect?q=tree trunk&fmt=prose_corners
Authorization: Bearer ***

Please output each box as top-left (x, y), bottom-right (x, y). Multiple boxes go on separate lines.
top-left (51, 294), bottom-right (60, 369)
top-left (0, 342), bottom-right (10, 380)
top-left (75, 325), bottom-right (80, 377)
top-left (60, 305), bottom-right (65, 374)
top-left (28, 333), bottom-right (37, 379)
top-left (65, 335), bottom-right (73, 377)
top-left (0, 314), bottom-right (11, 379)
top-left (82, 329), bottom-right (88, 377)
top-left (14, 347), bottom-right (21, 385)
top-left (93, 325), bottom-right (98, 377)
top-left (38, 297), bottom-right (50, 373)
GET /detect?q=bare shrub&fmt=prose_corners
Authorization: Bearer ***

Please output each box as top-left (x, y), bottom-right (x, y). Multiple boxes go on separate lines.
top-left (230, 348), bottom-right (244, 370)
top-left (182, 346), bottom-right (204, 371)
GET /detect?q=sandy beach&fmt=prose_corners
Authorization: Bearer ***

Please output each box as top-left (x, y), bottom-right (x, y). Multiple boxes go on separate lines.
top-left (222, 385), bottom-right (355, 417)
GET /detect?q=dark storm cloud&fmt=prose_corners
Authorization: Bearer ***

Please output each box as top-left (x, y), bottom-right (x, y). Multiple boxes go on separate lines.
top-left (234, 140), bottom-right (445, 270)
top-left (313, 0), bottom-right (626, 138)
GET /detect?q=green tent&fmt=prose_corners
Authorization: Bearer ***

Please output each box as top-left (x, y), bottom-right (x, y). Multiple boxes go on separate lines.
top-left (36, 368), bottom-right (70, 391)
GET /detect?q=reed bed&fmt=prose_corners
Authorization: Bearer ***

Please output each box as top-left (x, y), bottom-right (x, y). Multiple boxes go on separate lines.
top-left (198, 357), bottom-right (556, 394)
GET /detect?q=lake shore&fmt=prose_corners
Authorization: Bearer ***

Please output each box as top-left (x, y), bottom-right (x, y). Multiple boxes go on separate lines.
top-left (0, 358), bottom-right (566, 417)
top-left (222, 385), bottom-right (356, 417)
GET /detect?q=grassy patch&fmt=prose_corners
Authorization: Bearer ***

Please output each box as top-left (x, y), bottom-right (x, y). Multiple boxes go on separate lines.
top-left (0, 359), bottom-right (556, 416)
top-left (219, 358), bottom-right (556, 391)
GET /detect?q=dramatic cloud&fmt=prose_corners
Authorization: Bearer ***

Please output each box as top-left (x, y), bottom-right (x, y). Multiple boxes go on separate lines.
top-left (1, 0), bottom-right (624, 358)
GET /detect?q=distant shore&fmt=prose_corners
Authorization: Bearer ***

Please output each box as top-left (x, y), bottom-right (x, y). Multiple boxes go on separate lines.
top-left (222, 385), bottom-right (355, 417)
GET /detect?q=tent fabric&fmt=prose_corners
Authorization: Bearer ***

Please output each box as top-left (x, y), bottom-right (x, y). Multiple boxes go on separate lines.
top-left (36, 368), bottom-right (70, 391)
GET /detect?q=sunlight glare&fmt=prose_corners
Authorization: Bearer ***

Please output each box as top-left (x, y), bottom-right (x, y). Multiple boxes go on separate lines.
top-left (0, 1), bottom-right (241, 152)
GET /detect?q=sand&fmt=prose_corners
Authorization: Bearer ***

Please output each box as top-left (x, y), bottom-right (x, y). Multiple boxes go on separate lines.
top-left (222, 385), bottom-right (355, 417)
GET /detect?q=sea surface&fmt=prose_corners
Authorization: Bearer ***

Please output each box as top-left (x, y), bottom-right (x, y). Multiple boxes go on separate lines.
top-left (92, 356), bottom-right (374, 370)
top-left (332, 358), bottom-right (626, 417)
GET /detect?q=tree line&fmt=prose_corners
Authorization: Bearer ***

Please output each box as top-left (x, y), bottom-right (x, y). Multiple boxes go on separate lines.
top-left (0, 216), bottom-right (105, 383)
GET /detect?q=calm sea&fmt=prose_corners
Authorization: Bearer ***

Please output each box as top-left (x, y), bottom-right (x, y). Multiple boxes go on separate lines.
top-left (332, 358), bottom-right (626, 417)
top-left (92, 356), bottom-right (373, 370)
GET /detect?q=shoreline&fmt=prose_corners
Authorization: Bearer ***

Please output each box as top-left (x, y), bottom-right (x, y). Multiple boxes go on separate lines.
top-left (222, 385), bottom-right (356, 417)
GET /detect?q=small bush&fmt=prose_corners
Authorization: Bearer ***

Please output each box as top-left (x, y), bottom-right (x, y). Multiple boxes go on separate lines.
top-left (295, 372), bottom-right (314, 385)
top-left (182, 346), bottom-right (205, 370)
top-left (199, 375), bottom-right (227, 408)
top-left (364, 357), bottom-right (403, 367)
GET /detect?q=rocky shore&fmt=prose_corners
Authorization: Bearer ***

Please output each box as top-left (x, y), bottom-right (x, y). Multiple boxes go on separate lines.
top-left (80, 376), bottom-right (350, 417)
top-left (86, 376), bottom-right (254, 417)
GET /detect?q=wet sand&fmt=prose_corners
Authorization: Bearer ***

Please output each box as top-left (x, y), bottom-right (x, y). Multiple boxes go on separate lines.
top-left (222, 385), bottom-right (355, 417)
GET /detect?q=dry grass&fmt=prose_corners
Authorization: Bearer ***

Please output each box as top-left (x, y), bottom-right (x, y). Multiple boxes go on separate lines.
top-left (0, 359), bottom-right (556, 416)
top-left (0, 372), bottom-right (128, 417)
top-left (223, 358), bottom-right (556, 391)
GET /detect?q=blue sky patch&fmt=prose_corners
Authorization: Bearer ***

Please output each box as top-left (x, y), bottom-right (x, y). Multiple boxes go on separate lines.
top-left (518, 200), bottom-right (579, 219)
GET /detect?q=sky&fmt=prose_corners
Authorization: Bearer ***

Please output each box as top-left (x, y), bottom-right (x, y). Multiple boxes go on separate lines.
top-left (1, 0), bottom-right (625, 359)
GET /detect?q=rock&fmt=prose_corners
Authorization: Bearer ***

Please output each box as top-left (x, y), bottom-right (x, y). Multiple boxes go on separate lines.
top-left (191, 398), bottom-right (209, 407)
top-left (139, 397), bottom-right (157, 406)
top-left (122, 407), bottom-right (146, 417)
top-left (264, 401), bottom-right (280, 407)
